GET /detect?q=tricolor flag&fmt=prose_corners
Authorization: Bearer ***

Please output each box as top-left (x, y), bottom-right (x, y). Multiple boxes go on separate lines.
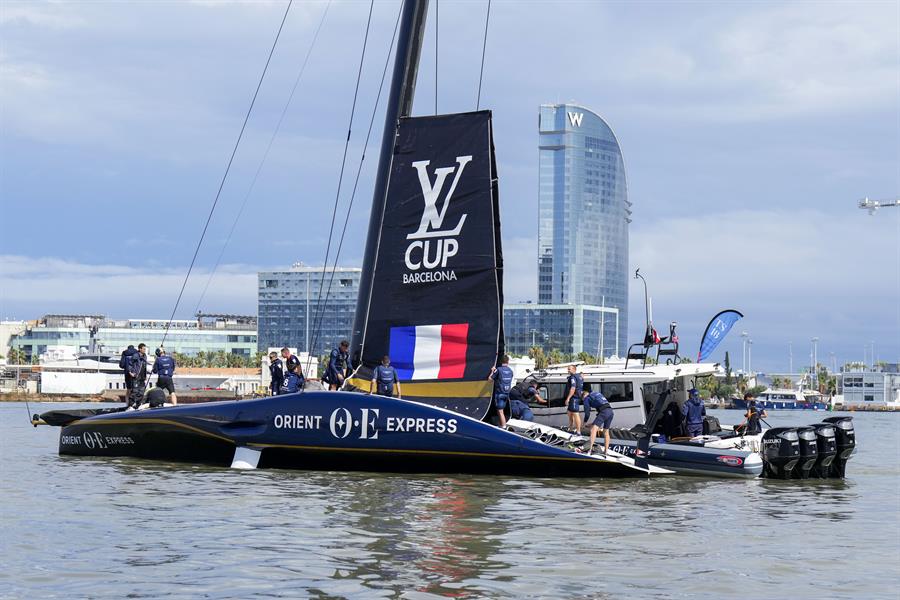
top-left (389, 324), bottom-right (469, 380)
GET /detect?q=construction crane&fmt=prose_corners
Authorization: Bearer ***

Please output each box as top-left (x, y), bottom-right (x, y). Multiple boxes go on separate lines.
top-left (859, 197), bottom-right (900, 215)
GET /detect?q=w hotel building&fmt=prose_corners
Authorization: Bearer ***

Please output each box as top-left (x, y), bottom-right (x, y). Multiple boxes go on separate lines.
top-left (505, 103), bottom-right (630, 357)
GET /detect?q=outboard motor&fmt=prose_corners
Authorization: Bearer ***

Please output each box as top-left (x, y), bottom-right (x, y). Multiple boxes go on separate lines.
top-left (761, 427), bottom-right (800, 479)
top-left (792, 426), bottom-right (818, 479)
top-left (810, 423), bottom-right (837, 478)
top-left (823, 416), bottom-right (856, 478)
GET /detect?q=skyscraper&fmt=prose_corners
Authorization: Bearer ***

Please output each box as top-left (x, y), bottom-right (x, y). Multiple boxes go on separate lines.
top-left (537, 103), bottom-right (630, 354)
top-left (257, 264), bottom-right (360, 355)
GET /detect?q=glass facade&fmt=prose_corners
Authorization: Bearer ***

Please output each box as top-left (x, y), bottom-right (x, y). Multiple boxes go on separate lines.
top-left (538, 104), bottom-right (630, 353)
top-left (504, 304), bottom-right (619, 358)
top-left (257, 266), bottom-right (361, 355)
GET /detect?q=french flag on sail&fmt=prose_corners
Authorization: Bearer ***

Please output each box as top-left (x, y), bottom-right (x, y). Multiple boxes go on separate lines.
top-left (389, 324), bottom-right (469, 380)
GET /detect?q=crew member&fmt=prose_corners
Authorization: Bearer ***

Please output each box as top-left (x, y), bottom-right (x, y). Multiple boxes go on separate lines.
top-left (152, 347), bottom-right (177, 405)
top-left (127, 343), bottom-right (149, 409)
top-left (737, 393), bottom-right (767, 435)
top-left (281, 346), bottom-right (303, 384)
top-left (370, 355), bottom-right (401, 398)
top-left (145, 386), bottom-right (169, 408)
top-left (681, 388), bottom-right (706, 437)
top-left (582, 383), bottom-right (613, 456)
top-left (279, 364), bottom-right (305, 395)
top-left (119, 344), bottom-right (137, 402)
top-left (325, 340), bottom-right (350, 391)
top-left (508, 380), bottom-right (547, 422)
top-left (565, 365), bottom-right (584, 434)
top-left (268, 351), bottom-right (284, 396)
top-left (489, 355), bottom-right (514, 427)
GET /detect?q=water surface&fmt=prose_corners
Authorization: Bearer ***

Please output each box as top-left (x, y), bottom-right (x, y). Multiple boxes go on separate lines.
top-left (2, 404), bottom-right (898, 598)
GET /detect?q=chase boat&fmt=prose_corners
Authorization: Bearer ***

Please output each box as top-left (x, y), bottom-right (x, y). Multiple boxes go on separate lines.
top-left (519, 357), bottom-right (855, 479)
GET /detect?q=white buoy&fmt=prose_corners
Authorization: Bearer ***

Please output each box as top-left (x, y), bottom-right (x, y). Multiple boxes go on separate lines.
top-left (231, 446), bottom-right (261, 470)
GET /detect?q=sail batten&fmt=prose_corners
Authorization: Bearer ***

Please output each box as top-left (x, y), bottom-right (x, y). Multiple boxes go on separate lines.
top-left (355, 111), bottom-right (503, 419)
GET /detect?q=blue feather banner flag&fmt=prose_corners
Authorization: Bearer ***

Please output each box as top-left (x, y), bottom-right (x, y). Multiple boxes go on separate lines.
top-left (698, 310), bottom-right (744, 362)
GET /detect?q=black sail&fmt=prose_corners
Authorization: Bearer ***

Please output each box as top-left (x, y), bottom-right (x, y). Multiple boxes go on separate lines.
top-left (348, 110), bottom-right (504, 419)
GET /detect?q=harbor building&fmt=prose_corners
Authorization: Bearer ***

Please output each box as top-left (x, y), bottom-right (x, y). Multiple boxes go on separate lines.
top-left (504, 103), bottom-right (630, 358)
top-left (8, 313), bottom-right (257, 362)
top-left (504, 303), bottom-right (620, 357)
top-left (841, 368), bottom-right (900, 407)
top-left (257, 264), bottom-right (361, 355)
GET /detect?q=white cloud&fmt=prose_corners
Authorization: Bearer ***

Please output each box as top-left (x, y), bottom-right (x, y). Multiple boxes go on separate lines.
top-left (627, 208), bottom-right (900, 369)
top-left (0, 3), bottom-right (87, 29)
top-left (0, 255), bottom-right (259, 319)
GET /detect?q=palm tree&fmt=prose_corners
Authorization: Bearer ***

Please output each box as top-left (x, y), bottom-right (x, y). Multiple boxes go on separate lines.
top-left (528, 346), bottom-right (547, 370)
top-left (7, 348), bottom-right (26, 365)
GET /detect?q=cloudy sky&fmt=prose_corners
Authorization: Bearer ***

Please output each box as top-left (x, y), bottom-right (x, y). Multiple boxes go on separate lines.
top-left (1, 0), bottom-right (898, 372)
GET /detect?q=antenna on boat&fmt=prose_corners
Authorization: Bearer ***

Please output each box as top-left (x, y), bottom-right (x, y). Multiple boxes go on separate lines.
top-left (634, 268), bottom-right (655, 346)
top-left (351, 0), bottom-right (430, 367)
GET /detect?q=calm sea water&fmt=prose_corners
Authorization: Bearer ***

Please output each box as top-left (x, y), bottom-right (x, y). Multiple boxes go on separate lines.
top-left (1, 403), bottom-right (898, 599)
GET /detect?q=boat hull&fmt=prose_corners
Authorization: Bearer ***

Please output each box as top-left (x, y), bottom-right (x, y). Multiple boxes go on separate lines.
top-left (604, 438), bottom-right (763, 479)
top-left (56, 391), bottom-right (652, 478)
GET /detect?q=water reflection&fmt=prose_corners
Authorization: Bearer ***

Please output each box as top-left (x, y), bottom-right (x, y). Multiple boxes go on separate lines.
top-left (328, 476), bottom-right (510, 598)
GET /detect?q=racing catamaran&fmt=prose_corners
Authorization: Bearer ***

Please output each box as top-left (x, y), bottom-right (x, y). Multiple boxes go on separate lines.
top-left (35, 0), bottom-right (663, 478)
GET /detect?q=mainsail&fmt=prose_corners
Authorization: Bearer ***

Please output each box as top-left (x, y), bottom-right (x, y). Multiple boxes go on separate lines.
top-left (349, 110), bottom-right (504, 419)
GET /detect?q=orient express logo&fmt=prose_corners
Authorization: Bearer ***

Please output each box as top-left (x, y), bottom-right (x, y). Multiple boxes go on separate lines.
top-left (402, 155), bottom-right (472, 285)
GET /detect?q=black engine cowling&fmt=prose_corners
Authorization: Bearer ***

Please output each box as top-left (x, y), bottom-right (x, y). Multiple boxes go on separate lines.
top-left (761, 427), bottom-right (800, 479)
top-left (809, 423), bottom-right (837, 478)
top-left (822, 416), bottom-right (855, 478)
top-left (793, 426), bottom-right (818, 479)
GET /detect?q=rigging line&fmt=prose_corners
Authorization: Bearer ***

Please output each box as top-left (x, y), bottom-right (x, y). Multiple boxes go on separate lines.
top-left (306, 3), bottom-right (401, 377)
top-left (435, 0), bottom-right (438, 115)
top-left (160, 0), bottom-right (293, 348)
top-left (305, 0), bottom-right (374, 371)
top-left (476, 0), bottom-right (491, 110)
top-left (193, 0), bottom-right (332, 316)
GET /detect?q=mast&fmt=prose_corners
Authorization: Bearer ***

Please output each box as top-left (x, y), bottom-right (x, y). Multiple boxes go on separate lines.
top-left (351, 0), bottom-right (430, 365)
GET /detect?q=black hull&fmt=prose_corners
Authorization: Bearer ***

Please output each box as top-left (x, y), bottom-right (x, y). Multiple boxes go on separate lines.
top-left (55, 393), bottom-right (651, 478)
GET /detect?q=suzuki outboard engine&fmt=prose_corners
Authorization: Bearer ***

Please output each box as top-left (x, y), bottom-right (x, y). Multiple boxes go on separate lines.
top-left (823, 416), bottom-right (855, 478)
top-left (810, 423), bottom-right (837, 478)
top-left (761, 427), bottom-right (800, 479)
top-left (793, 426), bottom-right (818, 479)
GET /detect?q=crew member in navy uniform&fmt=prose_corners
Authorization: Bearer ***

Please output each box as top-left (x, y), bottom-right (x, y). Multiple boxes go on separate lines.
top-left (582, 383), bottom-right (614, 456)
top-left (565, 365), bottom-right (584, 434)
top-left (281, 346), bottom-right (304, 379)
top-left (508, 380), bottom-right (546, 422)
top-left (279, 364), bottom-right (305, 395)
top-left (737, 393), bottom-right (767, 435)
top-left (681, 388), bottom-right (706, 437)
top-left (127, 343), bottom-right (149, 409)
top-left (370, 355), bottom-right (401, 398)
top-left (118, 344), bottom-right (137, 402)
top-left (324, 340), bottom-right (350, 390)
top-left (152, 347), bottom-right (178, 405)
top-left (489, 355), bottom-right (515, 427)
top-left (145, 386), bottom-right (169, 408)
top-left (268, 351), bottom-right (284, 396)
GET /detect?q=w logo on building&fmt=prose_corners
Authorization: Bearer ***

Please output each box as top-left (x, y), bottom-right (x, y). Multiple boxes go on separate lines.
top-left (567, 111), bottom-right (584, 127)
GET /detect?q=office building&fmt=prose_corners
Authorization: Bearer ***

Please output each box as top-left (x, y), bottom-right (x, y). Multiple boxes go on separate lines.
top-left (504, 303), bottom-right (619, 357)
top-left (257, 263), bottom-right (361, 355)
